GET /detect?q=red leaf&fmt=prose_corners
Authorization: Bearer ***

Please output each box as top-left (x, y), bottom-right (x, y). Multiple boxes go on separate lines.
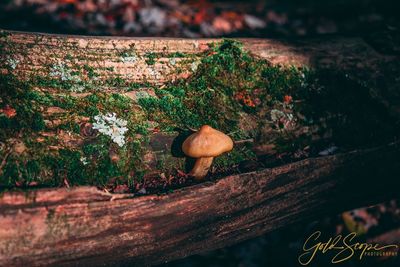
top-left (193, 9), bottom-right (207, 25)
top-left (1, 105), bottom-right (17, 118)
top-left (283, 95), bottom-right (293, 104)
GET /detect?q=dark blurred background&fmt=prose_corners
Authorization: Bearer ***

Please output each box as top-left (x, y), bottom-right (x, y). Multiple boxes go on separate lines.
top-left (0, 0), bottom-right (399, 41)
top-left (1, 1), bottom-right (399, 266)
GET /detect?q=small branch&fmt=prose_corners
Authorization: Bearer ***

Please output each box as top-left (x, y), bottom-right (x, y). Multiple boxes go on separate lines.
top-left (0, 150), bottom-right (11, 176)
top-left (234, 138), bottom-right (254, 145)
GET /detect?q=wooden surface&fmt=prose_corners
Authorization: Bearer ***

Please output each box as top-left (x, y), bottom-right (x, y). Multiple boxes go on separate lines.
top-left (2, 29), bottom-right (399, 117)
top-left (1, 30), bottom-right (400, 266)
top-left (1, 30), bottom-right (397, 85)
top-left (0, 143), bottom-right (399, 266)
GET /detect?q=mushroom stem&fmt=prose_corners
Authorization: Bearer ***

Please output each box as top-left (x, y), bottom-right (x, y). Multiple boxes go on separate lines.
top-left (189, 157), bottom-right (214, 180)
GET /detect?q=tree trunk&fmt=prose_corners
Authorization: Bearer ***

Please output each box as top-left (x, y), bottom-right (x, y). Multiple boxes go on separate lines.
top-left (1, 30), bottom-right (400, 266)
top-left (0, 143), bottom-right (399, 266)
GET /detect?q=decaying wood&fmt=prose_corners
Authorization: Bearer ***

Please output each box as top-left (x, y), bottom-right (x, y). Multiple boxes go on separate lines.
top-left (1, 30), bottom-right (400, 266)
top-left (2, 30), bottom-right (399, 158)
top-left (1, 30), bottom-right (397, 86)
top-left (0, 143), bottom-right (399, 267)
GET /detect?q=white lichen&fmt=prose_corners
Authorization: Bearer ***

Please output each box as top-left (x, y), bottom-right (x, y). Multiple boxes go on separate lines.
top-left (92, 113), bottom-right (128, 147)
top-left (270, 109), bottom-right (286, 122)
top-left (50, 62), bottom-right (84, 92)
top-left (50, 63), bottom-right (76, 81)
top-left (120, 53), bottom-right (138, 63)
top-left (148, 67), bottom-right (161, 79)
top-left (7, 58), bottom-right (19, 70)
top-left (190, 61), bottom-right (200, 72)
top-left (80, 156), bottom-right (89, 165)
top-left (169, 57), bottom-right (177, 66)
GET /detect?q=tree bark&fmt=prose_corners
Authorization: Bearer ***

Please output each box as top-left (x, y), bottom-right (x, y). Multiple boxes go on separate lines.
top-left (2, 30), bottom-right (399, 173)
top-left (0, 143), bottom-right (399, 267)
top-left (1, 30), bottom-right (400, 266)
top-left (2, 29), bottom-right (399, 124)
top-left (0, 30), bottom-right (397, 85)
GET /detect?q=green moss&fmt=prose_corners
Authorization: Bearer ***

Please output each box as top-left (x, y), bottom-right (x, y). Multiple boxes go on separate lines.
top-left (0, 71), bottom-right (151, 188)
top-left (128, 82), bottom-right (154, 91)
top-left (30, 76), bottom-right (86, 92)
top-left (214, 144), bottom-right (257, 170)
top-left (103, 76), bottom-right (127, 87)
top-left (167, 52), bottom-right (188, 58)
top-left (1, 39), bottom-right (397, 190)
top-left (118, 46), bottom-right (137, 58)
top-left (64, 54), bottom-right (74, 61)
top-left (0, 30), bottom-right (10, 38)
top-left (137, 39), bottom-right (309, 167)
top-left (0, 74), bottom-right (46, 135)
top-left (138, 40), bottom-right (303, 135)
top-left (145, 52), bottom-right (157, 65)
top-left (83, 64), bottom-right (99, 79)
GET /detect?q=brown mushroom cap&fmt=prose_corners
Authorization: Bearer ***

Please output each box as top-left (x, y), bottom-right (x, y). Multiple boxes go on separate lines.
top-left (182, 125), bottom-right (233, 158)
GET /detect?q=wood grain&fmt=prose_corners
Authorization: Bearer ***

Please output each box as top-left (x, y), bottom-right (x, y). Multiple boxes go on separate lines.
top-left (1, 30), bottom-right (400, 266)
top-left (1, 30), bottom-right (396, 85)
top-left (0, 143), bottom-right (399, 266)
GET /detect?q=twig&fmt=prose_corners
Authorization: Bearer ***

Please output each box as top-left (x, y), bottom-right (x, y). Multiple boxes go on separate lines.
top-left (234, 138), bottom-right (254, 145)
top-left (0, 150), bottom-right (11, 177)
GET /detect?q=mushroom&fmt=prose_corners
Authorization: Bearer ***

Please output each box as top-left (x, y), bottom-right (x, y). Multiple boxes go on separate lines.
top-left (182, 125), bottom-right (233, 180)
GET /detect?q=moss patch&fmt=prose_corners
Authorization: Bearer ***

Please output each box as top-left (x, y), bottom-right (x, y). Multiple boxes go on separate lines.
top-left (0, 73), bottom-right (150, 188)
top-left (1, 39), bottom-right (398, 191)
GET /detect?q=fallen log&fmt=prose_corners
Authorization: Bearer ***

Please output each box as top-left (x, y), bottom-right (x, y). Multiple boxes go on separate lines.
top-left (0, 143), bottom-right (399, 266)
top-left (1, 30), bottom-right (400, 266)
top-left (1, 30), bottom-right (399, 186)
top-left (1, 30), bottom-right (397, 84)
